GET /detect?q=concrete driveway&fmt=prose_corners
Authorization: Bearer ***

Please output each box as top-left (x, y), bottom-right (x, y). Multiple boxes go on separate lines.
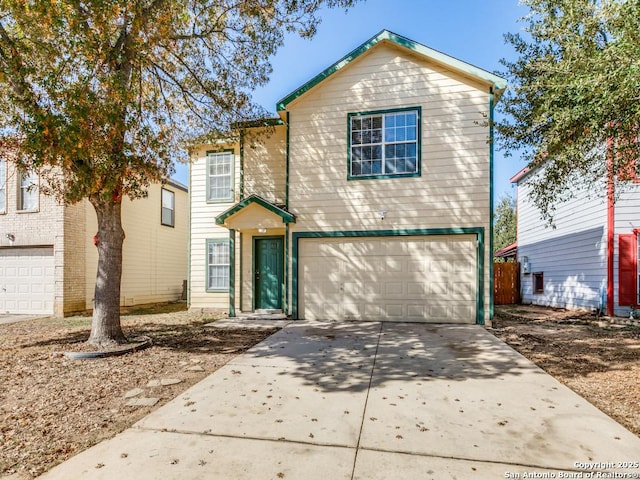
top-left (40, 322), bottom-right (640, 479)
top-left (0, 314), bottom-right (49, 325)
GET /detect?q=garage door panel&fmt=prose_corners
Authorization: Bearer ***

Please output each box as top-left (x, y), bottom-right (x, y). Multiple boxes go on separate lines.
top-left (299, 235), bottom-right (477, 323)
top-left (0, 247), bottom-right (55, 314)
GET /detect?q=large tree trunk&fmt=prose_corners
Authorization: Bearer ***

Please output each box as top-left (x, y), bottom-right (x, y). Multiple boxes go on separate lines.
top-left (88, 197), bottom-right (127, 347)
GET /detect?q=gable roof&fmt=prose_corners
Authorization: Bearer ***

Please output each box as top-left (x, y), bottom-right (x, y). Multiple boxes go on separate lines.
top-left (276, 29), bottom-right (507, 111)
top-left (215, 194), bottom-right (295, 226)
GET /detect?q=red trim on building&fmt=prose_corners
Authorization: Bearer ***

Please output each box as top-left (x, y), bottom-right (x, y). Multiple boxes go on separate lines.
top-left (606, 138), bottom-right (615, 316)
top-left (618, 233), bottom-right (638, 307)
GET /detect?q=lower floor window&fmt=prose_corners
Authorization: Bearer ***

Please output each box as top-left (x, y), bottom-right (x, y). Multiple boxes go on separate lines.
top-left (207, 240), bottom-right (229, 291)
top-left (532, 272), bottom-right (544, 294)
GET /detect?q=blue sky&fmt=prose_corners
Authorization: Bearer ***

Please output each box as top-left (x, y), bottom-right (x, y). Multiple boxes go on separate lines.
top-left (173, 0), bottom-right (529, 203)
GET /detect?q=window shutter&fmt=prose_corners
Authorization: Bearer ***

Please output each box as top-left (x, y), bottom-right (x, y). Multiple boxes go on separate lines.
top-left (618, 234), bottom-right (638, 306)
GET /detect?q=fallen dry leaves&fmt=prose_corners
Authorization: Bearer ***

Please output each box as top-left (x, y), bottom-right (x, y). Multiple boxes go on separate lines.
top-left (0, 304), bottom-right (276, 479)
top-left (491, 305), bottom-right (640, 437)
top-left (2, 303), bottom-right (639, 478)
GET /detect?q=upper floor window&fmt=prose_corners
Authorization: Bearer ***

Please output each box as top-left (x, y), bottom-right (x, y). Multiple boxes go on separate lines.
top-left (207, 151), bottom-right (233, 202)
top-left (18, 171), bottom-right (38, 211)
top-left (0, 160), bottom-right (5, 214)
top-left (161, 188), bottom-right (175, 227)
top-left (348, 107), bottom-right (421, 180)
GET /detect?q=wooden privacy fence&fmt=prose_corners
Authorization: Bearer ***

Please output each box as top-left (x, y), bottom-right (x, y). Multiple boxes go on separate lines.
top-left (494, 262), bottom-right (520, 305)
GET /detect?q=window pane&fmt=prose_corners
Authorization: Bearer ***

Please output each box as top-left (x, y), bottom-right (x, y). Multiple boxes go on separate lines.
top-left (207, 241), bottom-right (229, 290)
top-left (20, 172), bottom-right (38, 211)
top-left (350, 109), bottom-right (419, 178)
top-left (207, 153), bottom-right (233, 201)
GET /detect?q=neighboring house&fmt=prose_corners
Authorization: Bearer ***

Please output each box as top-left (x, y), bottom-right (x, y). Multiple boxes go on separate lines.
top-left (494, 242), bottom-right (517, 262)
top-left (0, 159), bottom-right (188, 315)
top-left (188, 30), bottom-right (506, 324)
top-left (511, 165), bottom-right (640, 317)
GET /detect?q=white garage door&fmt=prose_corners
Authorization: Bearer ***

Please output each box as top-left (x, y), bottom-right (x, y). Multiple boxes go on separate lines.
top-left (299, 235), bottom-right (477, 323)
top-left (0, 247), bottom-right (55, 314)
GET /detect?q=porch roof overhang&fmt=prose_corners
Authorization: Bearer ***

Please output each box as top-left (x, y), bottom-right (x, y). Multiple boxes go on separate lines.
top-left (215, 194), bottom-right (295, 230)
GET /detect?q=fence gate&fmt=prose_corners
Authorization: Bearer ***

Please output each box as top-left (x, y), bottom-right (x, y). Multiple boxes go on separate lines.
top-left (494, 262), bottom-right (520, 305)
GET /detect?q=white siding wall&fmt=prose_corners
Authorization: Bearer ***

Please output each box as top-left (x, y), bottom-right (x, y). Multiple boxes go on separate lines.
top-left (189, 146), bottom-right (240, 311)
top-left (613, 181), bottom-right (640, 315)
top-left (517, 176), bottom-right (607, 310)
top-left (287, 43), bottom-right (492, 321)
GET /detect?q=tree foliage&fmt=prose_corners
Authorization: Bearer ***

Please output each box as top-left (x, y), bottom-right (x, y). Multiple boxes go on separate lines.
top-left (496, 0), bottom-right (640, 220)
top-left (493, 193), bottom-right (516, 255)
top-left (0, 0), bottom-right (359, 345)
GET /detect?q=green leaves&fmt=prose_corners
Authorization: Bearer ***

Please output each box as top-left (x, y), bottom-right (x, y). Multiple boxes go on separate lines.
top-left (0, 0), bottom-right (360, 204)
top-left (493, 194), bottom-right (516, 254)
top-left (496, 0), bottom-right (640, 220)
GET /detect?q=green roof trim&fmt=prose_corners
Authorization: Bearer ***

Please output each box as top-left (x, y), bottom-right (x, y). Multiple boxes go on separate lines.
top-left (276, 29), bottom-right (507, 111)
top-left (231, 118), bottom-right (284, 129)
top-left (215, 194), bottom-right (296, 226)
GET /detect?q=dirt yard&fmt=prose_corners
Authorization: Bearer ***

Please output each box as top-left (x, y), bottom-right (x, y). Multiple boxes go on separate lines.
top-left (2, 304), bottom-right (639, 478)
top-left (0, 304), bottom-right (276, 479)
top-left (491, 305), bottom-right (640, 437)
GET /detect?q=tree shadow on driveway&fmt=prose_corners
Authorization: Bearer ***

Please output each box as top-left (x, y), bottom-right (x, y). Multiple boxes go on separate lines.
top-left (235, 321), bottom-right (542, 393)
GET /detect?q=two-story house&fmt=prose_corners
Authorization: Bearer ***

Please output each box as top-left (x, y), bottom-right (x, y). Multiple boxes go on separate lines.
top-left (512, 164), bottom-right (640, 318)
top-left (188, 30), bottom-right (506, 324)
top-left (0, 160), bottom-right (188, 316)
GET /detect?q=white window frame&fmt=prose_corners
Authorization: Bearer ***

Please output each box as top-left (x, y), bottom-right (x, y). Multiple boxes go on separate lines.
top-left (18, 171), bottom-right (38, 212)
top-left (206, 151), bottom-right (234, 203)
top-left (348, 107), bottom-right (421, 180)
top-left (206, 239), bottom-right (230, 292)
top-left (161, 188), bottom-right (175, 227)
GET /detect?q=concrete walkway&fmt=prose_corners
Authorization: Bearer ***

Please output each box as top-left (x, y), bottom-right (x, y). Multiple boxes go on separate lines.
top-left (0, 314), bottom-right (49, 325)
top-left (40, 322), bottom-right (640, 479)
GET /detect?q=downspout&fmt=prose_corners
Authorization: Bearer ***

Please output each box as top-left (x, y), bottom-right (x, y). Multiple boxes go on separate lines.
top-left (489, 87), bottom-right (495, 321)
top-left (239, 130), bottom-right (245, 200)
top-left (606, 137), bottom-right (615, 316)
top-left (187, 157), bottom-right (192, 308)
top-left (229, 228), bottom-right (236, 317)
top-left (285, 111), bottom-right (291, 316)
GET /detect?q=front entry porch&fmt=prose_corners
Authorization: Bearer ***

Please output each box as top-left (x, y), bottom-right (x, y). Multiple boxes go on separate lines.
top-left (215, 195), bottom-right (295, 316)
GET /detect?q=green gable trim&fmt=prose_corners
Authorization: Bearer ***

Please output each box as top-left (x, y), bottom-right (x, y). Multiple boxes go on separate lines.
top-left (232, 118), bottom-right (284, 129)
top-left (276, 29), bottom-right (507, 111)
top-left (215, 194), bottom-right (296, 226)
top-left (291, 228), bottom-right (485, 325)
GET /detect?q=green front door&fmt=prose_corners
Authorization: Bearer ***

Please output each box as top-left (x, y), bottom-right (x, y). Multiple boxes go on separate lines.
top-left (254, 237), bottom-right (284, 310)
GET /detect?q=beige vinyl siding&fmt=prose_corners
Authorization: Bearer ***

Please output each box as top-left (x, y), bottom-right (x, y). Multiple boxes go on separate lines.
top-left (287, 43), bottom-right (491, 322)
top-left (288, 44), bottom-right (490, 230)
top-left (189, 146), bottom-right (240, 311)
top-left (85, 184), bottom-right (188, 308)
top-left (243, 126), bottom-right (286, 205)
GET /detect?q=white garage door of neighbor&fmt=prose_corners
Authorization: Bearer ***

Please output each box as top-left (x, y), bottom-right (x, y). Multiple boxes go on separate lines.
top-left (299, 235), bottom-right (477, 323)
top-left (0, 247), bottom-right (55, 315)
